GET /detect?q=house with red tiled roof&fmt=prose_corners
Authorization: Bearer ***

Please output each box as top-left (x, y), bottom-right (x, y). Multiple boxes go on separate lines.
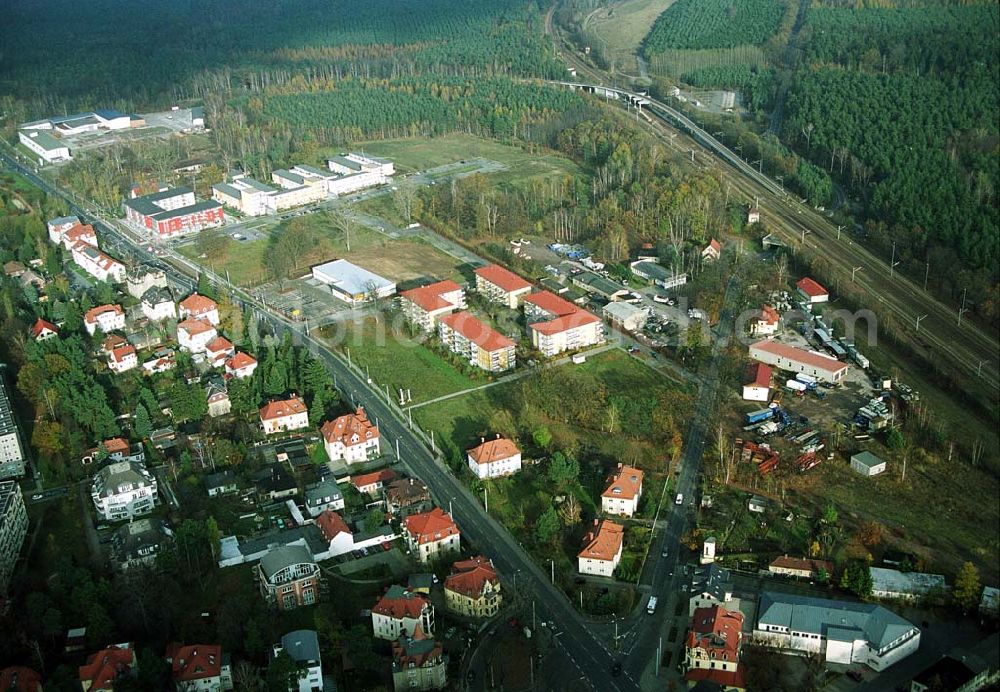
top-left (372, 584), bottom-right (435, 640)
top-left (79, 642), bottom-right (137, 692)
top-left (437, 311), bottom-right (516, 373)
top-left (176, 318), bottom-right (217, 353)
top-left (404, 508), bottom-right (460, 563)
top-left (399, 279), bottom-right (466, 332)
top-left (71, 242), bottom-right (126, 283)
top-left (796, 277), bottom-right (829, 304)
top-left (467, 435), bottom-right (521, 479)
top-left (30, 317), bottom-right (58, 342)
top-left (475, 264), bottom-right (532, 308)
top-left (204, 335), bottom-right (235, 368)
top-left (684, 605), bottom-right (746, 691)
top-left (391, 629), bottom-right (448, 692)
top-left (351, 468), bottom-right (398, 495)
top-left (750, 305), bottom-right (780, 337)
top-left (767, 555), bottom-right (834, 580)
top-left (107, 344), bottom-right (138, 373)
top-left (742, 363), bottom-right (773, 402)
top-left (577, 519), bottom-right (624, 577)
top-left (0, 666), bottom-right (42, 692)
top-left (444, 556), bottom-right (502, 618)
top-left (702, 238), bottom-right (722, 262)
top-left (224, 351), bottom-right (257, 379)
top-left (178, 293), bottom-right (220, 325)
top-left (523, 291), bottom-right (604, 357)
top-left (601, 464), bottom-right (644, 517)
top-left (321, 407), bottom-right (380, 464)
top-left (259, 395), bottom-right (309, 435)
top-left (315, 509), bottom-right (397, 559)
top-left (84, 304), bottom-right (125, 336)
top-left (165, 642), bottom-right (233, 691)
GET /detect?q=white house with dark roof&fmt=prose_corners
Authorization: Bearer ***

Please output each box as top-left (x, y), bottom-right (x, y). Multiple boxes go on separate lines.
top-left (689, 564), bottom-right (736, 616)
top-left (754, 592), bottom-right (920, 671)
top-left (140, 286), bottom-right (176, 322)
top-left (91, 460), bottom-right (158, 521)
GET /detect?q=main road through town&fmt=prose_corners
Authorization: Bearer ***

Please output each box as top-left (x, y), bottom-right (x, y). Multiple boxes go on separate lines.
top-left (0, 150), bottom-right (641, 691)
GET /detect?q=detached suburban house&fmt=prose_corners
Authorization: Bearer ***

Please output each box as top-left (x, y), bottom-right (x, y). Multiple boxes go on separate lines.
top-left (84, 304), bottom-right (125, 335)
top-left (475, 264), bottom-right (532, 308)
top-left (466, 436), bottom-right (521, 479)
top-left (225, 351), bottom-right (258, 379)
top-left (577, 519), bottom-right (624, 578)
top-left (165, 642), bottom-right (233, 692)
top-left (256, 545), bottom-right (320, 610)
top-left (391, 631), bottom-right (448, 692)
top-left (352, 469), bottom-right (398, 496)
top-left (750, 305), bottom-right (780, 337)
top-left (701, 238), bottom-right (722, 262)
top-left (178, 293), bottom-right (220, 325)
top-left (684, 605), bottom-right (745, 690)
top-left (768, 555), bottom-right (834, 580)
top-left (404, 508), bottom-right (460, 563)
top-left (321, 407), bottom-right (380, 464)
top-left (796, 277), bottom-right (829, 304)
top-left (399, 280), bottom-right (465, 332)
top-left (601, 464), bottom-right (644, 517)
top-left (371, 585), bottom-right (435, 641)
top-left (176, 318), bottom-right (217, 353)
top-left (304, 479), bottom-right (344, 517)
top-left (259, 396), bottom-right (309, 435)
top-left (78, 643), bottom-right (137, 692)
top-left (31, 317), bottom-right (58, 341)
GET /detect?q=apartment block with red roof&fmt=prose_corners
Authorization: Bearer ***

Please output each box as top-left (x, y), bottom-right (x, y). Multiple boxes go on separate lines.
top-left (577, 519), bottom-right (624, 577)
top-left (466, 435), bottom-right (521, 479)
top-left (321, 406), bottom-right (380, 463)
top-left (79, 642), bottom-right (137, 692)
top-left (372, 584), bottom-right (435, 640)
top-left (404, 507), bottom-right (460, 564)
top-left (391, 630), bottom-right (448, 692)
top-left (750, 305), bottom-right (780, 337)
top-left (601, 463), bottom-right (644, 517)
top-left (178, 293), bottom-right (220, 325)
top-left (684, 605), bottom-right (746, 691)
top-left (796, 277), bottom-right (829, 304)
top-left (399, 279), bottom-right (466, 332)
top-left (474, 264), bottom-right (532, 308)
top-left (522, 291), bottom-right (604, 357)
top-left (444, 556), bottom-right (502, 618)
top-left (165, 642), bottom-right (233, 691)
top-left (177, 318), bottom-right (218, 353)
top-left (437, 311), bottom-right (516, 373)
top-left (225, 351), bottom-right (258, 379)
top-left (259, 396), bottom-right (309, 435)
top-left (84, 304), bottom-right (125, 336)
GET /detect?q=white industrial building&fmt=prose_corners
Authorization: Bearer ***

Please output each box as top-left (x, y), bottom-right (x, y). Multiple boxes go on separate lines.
top-left (749, 340), bottom-right (848, 383)
top-left (850, 451), bottom-right (887, 477)
top-left (603, 301), bottom-right (647, 332)
top-left (311, 259), bottom-right (396, 304)
top-left (212, 176), bottom-right (277, 216)
top-left (754, 592), bottom-right (920, 671)
top-left (18, 129), bottom-right (72, 163)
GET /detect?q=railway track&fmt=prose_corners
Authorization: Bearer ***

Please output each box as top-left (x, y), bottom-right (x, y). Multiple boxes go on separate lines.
top-left (542, 5), bottom-right (998, 402)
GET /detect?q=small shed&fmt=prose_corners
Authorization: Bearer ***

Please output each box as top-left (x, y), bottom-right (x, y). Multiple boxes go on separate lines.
top-left (851, 451), bottom-right (886, 477)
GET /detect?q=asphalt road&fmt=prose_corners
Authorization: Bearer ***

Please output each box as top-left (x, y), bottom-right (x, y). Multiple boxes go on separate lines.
top-left (1, 150), bottom-right (639, 691)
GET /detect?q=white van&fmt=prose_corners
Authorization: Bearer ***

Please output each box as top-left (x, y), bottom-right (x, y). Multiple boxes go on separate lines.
top-left (675, 493), bottom-right (684, 505)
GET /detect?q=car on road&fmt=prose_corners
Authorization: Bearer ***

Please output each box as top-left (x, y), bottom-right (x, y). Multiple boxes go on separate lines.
top-left (661, 547), bottom-right (668, 558)
top-left (31, 493), bottom-right (43, 501)
top-left (675, 493), bottom-right (684, 505)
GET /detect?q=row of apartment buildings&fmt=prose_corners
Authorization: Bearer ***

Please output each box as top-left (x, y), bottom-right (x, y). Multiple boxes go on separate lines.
top-left (212, 154), bottom-right (394, 216)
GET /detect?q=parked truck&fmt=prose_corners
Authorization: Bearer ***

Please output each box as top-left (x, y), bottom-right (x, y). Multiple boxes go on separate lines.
top-left (786, 379), bottom-right (808, 392)
top-left (795, 373), bottom-right (817, 385)
top-left (745, 408), bottom-right (774, 425)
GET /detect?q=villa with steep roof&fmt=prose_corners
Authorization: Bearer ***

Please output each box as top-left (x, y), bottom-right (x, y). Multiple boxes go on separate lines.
top-left (444, 556), bottom-right (502, 618)
top-left (321, 407), bottom-right (380, 463)
top-left (577, 519), bottom-right (624, 577)
top-left (372, 585), bottom-right (435, 640)
top-left (601, 463), bottom-right (644, 517)
top-left (467, 435), bottom-right (521, 479)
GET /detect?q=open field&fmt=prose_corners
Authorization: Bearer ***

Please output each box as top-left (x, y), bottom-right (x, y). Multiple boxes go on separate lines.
top-left (586, 0), bottom-right (677, 75)
top-left (350, 133), bottom-right (583, 184)
top-left (332, 228), bottom-right (467, 285)
top-left (178, 233), bottom-right (272, 286)
top-left (318, 317), bottom-right (481, 404)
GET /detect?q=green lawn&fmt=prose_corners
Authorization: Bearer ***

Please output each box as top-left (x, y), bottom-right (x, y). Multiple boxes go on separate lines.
top-left (348, 133), bottom-right (583, 184)
top-left (178, 234), bottom-right (271, 286)
top-left (319, 317), bottom-right (481, 404)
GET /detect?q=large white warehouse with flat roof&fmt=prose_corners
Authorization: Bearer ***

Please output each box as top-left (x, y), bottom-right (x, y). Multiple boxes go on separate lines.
top-left (311, 259), bottom-right (396, 304)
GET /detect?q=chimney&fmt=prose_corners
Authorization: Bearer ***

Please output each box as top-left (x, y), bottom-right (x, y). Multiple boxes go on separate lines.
top-left (480, 437), bottom-right (484, 444)
top-left (495, 433), bottom-right (500, 439)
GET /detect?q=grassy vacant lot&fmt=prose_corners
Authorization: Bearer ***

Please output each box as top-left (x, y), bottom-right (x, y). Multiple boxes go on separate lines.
top-left (351, 133), bottom-right (583, 183)
top-left (318, 316), bottom-right (481, 404)
top-left (587, 0), bottom-right (677, 75)
top-left (178, 233), bottom-right (274, 286)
